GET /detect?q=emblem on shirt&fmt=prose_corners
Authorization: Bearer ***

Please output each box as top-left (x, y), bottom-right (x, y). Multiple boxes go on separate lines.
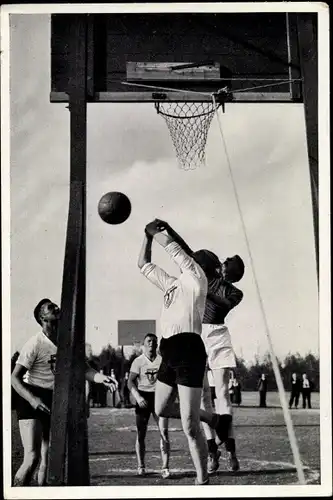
top-left (48, 354), bottom-right (57, 374)
top-left (146, 369), bottom-right (159, 384)
top-left (164, 284), bottom-right (178, 309)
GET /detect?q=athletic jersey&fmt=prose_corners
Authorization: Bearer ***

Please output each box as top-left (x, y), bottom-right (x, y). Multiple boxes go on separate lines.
top-left (16, 331), bottom-right (57, 390)
top-left (203, 277), bottom-right (243, 324)
top-left (130, 353), bottom-right (162, 392)
top-left (141, 241), bottom-right (207, 339)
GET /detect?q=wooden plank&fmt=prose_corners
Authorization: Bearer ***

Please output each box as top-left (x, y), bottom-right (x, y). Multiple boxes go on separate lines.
top-left (297, 13), bottom-right (318, 279)
top-left (126, 62), bottom-right (221, 81)
top-left (66, 15), bottom-right (89, 486)
top-left (47, 181), bottom-right (84, 486)
top-left (50, 90), bottom-right (295, 103)
top-left (47, 14), bottom-right (89, 486)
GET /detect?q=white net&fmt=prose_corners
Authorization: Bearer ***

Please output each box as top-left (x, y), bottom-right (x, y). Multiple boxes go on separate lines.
top-left (155, 101), bottom-right (219, 170)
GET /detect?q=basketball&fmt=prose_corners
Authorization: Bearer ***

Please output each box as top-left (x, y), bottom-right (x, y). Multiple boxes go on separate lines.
top-left (98, 191), bottom-right (132, 224)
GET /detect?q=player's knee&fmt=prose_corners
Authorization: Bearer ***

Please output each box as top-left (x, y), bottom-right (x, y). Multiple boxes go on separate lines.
top-left (155, 402), bottom-right (167, 418)
top-left (23, 450), bottom-right (40, 469)
top-left (181, 417), bottom-right (201, 440)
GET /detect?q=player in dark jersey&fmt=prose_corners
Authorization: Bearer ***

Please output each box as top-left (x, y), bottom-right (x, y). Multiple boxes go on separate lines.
top-left (193, 250), bottom-right (244, 473)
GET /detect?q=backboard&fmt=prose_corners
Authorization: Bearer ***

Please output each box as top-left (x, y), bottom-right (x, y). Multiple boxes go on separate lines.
top-left (51, 12), bottom-right (303, 103)
top-left (118, 319), bottom-right (156, 346)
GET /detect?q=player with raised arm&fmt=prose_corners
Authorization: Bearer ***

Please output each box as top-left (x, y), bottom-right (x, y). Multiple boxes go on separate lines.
top-left (138, 219), bottom-right (231, 485)
top-left (11, 299), bottom-right (118, 486)
top-left (128, 333), bottom-right (170, 478)
top-left (192, 250), bottom-right (244, 472)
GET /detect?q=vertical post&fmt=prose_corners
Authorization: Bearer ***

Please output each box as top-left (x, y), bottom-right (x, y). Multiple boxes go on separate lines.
top-left (66, 15), bottom-right (89, 486)
top-left (297, 14), bottom-right (319, 280)
top-left (47, 14), bottom-right (88, 486)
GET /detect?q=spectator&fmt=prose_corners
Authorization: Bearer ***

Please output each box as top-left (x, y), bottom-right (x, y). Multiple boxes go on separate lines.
top-left (257, 374), bottom-right (267, 408)
top-left (289, 372), bottom-right (301, 409)
top-left (232, 379), bottom-right (242, 406)
top-left (123, 372), bottom-right (132, 408)
top-left (301, 373), bottom-right (313, 409)
top-left (228, 374), bottom-right (235, 405)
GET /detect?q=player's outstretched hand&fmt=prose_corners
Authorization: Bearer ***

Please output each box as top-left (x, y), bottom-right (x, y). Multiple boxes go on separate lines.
top-left (103, 375), bottom-right (118, 393)
top-left (145, 219), bottom-right (165, 237)
top-left (154, 219), bottom-right (169, 232)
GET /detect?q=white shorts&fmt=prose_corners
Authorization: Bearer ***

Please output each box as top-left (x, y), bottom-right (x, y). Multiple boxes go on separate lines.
top-left (201, 323), bottom-right (236, 369)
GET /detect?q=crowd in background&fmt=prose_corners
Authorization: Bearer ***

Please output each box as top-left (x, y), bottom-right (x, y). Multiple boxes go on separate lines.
top-left (12, 345), bottom-right (318, 410)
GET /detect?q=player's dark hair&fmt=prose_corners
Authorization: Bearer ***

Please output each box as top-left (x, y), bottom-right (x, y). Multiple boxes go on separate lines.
top-left (144, 333), bottom-right (157, 341)
top-left (232, 255), bottom-right (245, 282)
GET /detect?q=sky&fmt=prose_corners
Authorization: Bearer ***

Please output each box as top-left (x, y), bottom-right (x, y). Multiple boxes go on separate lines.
top-left (8, 14), bottom-right (319, 362)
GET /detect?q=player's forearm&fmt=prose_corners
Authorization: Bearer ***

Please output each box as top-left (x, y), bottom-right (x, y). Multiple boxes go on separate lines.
top-left (127, 380), bottom-right (141, 402)
top-left (166, 225), bottom-right (193, 255)
top-left (153, 231), bottom-right (173, 248)
top-left (11, 374), bottom-right (35, 405)
top-left (138, 234), bottom-right (153, 268)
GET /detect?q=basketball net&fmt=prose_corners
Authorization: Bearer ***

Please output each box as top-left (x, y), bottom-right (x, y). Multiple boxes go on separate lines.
top-left (155, 89), bottom-right (229, 170)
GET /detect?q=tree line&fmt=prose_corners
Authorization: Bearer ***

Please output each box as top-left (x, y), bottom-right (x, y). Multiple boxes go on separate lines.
top-left (92, 345), bottom-right (319, 392)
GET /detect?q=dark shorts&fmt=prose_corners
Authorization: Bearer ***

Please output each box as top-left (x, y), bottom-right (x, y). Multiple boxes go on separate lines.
top-left (157, 332), bottom-right (207, 388)
top-left (15, 383), bottom-right (53, 425)
top-left (135, 390), bottom-right (155, 419)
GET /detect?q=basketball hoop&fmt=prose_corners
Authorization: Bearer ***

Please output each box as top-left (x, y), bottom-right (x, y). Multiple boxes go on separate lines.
top-left (154, 88), bottom-right (229, 170)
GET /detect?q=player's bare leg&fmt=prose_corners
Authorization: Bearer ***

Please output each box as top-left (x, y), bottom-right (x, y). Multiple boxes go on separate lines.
top-left (201, 371), bottom-right (221, 474)
top-left (153, 414), bottom-right (170, 478)
top-left (135, 413), bottom-right (149, 475)
top-left (155, 379), bottom-right (231, 448)
top-left (13, 419), bottom-right (42, 486)
top-left (178, 384), bottom-right (209, 485)
top-left (36, 423), bottom-right (50, 485)
top-left (213, 368), bottom-right (239, 471)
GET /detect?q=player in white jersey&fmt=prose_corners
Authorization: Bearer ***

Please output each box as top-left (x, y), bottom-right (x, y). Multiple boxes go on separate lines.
top-left (128, 333), bottom-right (170, 478)
top-left (11, 298), bottom-right (118, 486)
top-left (138, 219), bottom-right (232, 485)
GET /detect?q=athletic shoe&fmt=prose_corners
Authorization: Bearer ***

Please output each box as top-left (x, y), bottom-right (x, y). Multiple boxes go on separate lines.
top-left (161, 468), bottom-right (171, 479)
top-left (215, 414), bottom-right (232, 446)
top-left (195, 477), bottom-right (210, 485)
top-left (207, 449), bottom-right (221, 474)
top-left (228, 453), bottom-right (240, 472)
top-left (137, 466), bottom-right (146, 476)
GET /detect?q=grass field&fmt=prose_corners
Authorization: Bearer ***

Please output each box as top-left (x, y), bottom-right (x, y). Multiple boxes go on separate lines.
top-left (11, 391), bottom-right (320, 487)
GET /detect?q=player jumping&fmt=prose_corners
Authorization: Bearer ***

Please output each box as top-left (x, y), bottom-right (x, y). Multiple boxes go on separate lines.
top-left (128, 333), bottom-right (170, 478)
top-left (138, 219), bottom-right (231, 485)
top-left (193, 250), bottom-right (244, 472)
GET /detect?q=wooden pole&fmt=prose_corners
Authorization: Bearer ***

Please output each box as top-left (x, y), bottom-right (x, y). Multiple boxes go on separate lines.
top-left (297, 14), bottom-right (319, 280)
top-left (47, 14), bottom-right (89, 485)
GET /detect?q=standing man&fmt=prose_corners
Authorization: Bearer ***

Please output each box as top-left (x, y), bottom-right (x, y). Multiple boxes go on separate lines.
top-left (11, 299), bottom-right (118, 486)
top-left (258, 374), bottom-right (268, 408)
top-left (301, 373), bottom-right (312, 409)
top-left (122, 372), bottom-right (132, 408)
top-left (289, 373), bottom-right (301, 409)
top-left (138, 219), bottom-right (231, 485)
top-left (128, 333), bottom-right (170, 478)
top-left (195, 249), bottom-right (244, 474)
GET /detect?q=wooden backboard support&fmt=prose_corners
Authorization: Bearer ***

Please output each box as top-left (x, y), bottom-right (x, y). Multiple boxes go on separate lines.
top-left (48, 12), bottom-right (318, 486)
top-left (51, 13), bottom-right (303, 103)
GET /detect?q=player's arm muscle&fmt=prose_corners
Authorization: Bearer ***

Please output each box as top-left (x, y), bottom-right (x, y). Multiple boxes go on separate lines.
top-left (138, 234), bottom-right (153, 269)
top-left (128, 371), bottom-right (141, 402)
top-left (11, 363), bottom-right (36, 406)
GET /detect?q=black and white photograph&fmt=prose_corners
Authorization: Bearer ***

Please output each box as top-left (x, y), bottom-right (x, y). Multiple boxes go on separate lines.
top-left (1, 2), bottom-right (331, 498)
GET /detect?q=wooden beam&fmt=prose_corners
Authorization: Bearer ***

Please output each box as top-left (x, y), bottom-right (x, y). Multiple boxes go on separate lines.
top-left (50, 91), bottom-right (297, 103)
top-left (47, 14), bottom-right (89, 486)
top-left (297, 14), bottom-right (318, 279)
